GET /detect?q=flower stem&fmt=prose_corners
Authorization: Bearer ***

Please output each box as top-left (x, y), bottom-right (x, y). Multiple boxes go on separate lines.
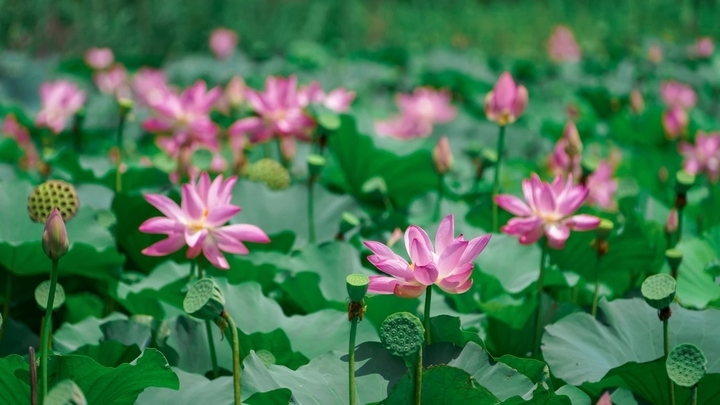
top-left (40, 259), bottom-right (59, 401)
top-left (433, 175), bottom-right (444, 222)
top-left (533, 239), bottom-right (548, 359)
top-left (414, 348), bottom-right (423, 405)
top-left (196, 259), bottom-right (218, 379)
top-left (224, 313), bottom-right (242, 405)
top-left (689, 385), bottom-right (697, 405)
top-left (664, 317), bottom-right (676, 405)
top-left (423, 286), bottom-right (432, 346)
top-left (591, 255), bottom-right (602, 318)
top-left (115, 109), bottom-right (127, 193)
top-left (348, 312), bottom-right (359, 405)
top-left (0, 272), bottom-right (12, 345)
top-left (677, 207), bottom-right (684, 243)
top-left (308, 177), bottom-right (316, 244)
top-left (492, 125), bottom-right (507, 232)
top-left (29, 346), bottom-right (37, 405)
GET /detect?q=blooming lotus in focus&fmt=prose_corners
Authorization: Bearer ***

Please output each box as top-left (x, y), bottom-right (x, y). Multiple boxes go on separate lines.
top-left (94, 64), bottom-right (128, 96)
top-left (84, 47), bottom-right (114, 70)
top-left (209, 28), bottom-right (238, 60)
top-left (585, 161), bottom-right (619, 211)
top-left (662, 106), bottom-right (689, 139)
top-left (484, 72), bottom-right (528, 126)
top-left (139, 172), bottom-right (270, 269)
top-left (661, 81), bottom-right (696, 110)
top-left (375, 87), bottom-right (456, 139)
top-left (495, 173), bottom-right (600, 249)
top-left (299, 81), bottom-right (356, 113)
top-left (679, 131), bottom-right (720, 183)
top-left (547, 25), bottom-right (582, 63)
top-left (694, 37), bottom-right (714, 59)
top-left (132, 68), bottom-right (170, 107)
top-left (35, 80), bottom-right (86, 134)
top-left (142, 80), bottom-right (221, 152)
top-left (364, 214), bottom-right (491, 297)
top-left (548, 122), bottom-right (582, 179)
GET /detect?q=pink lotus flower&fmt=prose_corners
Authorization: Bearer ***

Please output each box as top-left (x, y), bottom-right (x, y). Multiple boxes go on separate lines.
top-left (484, 72), bottom-right (528, 126)
top-left (375, 87), bottom-right (456, 139)
top-left (495, 173), bottom-right (600, 249)
top-left (665, 208), bottom-right (679, 234)
top-left (585, 161), bottom-right (618, 211)
top-left (694, 37), bottom-right (715, 58)
top-left (662, 106), bottom-right (689, 139)
top-left (2, 114), bottom-right (39, 170)
top-left (547, 25), bottom-right (582, 63)
top-left (433, 136), bottom-right (453, 175)
top-left (679, 131), bottom-right (720, 183)
top-left (299, 81), bottom-right (356, 113)
top-left (228, 75), bottom-right (315, 145)
top-left (93, 64), bottom-right (128, 95)
top-left (548, 122), bottom-right (582, 179)
top-left (35, 80), bottom-right (86, 134)
top-left (143, 80), bottom-right (221, 151)
top-left (132, 68), bottom-right (170, 107)
top-left (209, 28), bottom-right (238, 60)
top-left (140, 172), bottom-right (270, 269)
top-left (661, 81), bottom-right (696, 110)
top-left (364, 215), bottom-right (491, 297)
top-left (84, 47), bottom-right (114, 70)
top-left (375, 115), bottom-right (433, 139)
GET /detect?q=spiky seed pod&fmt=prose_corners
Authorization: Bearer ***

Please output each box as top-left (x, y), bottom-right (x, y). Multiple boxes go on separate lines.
top-left (27, 180), bottom-right (79, 223)
top-left (246, 158), bottom-right (291, 190)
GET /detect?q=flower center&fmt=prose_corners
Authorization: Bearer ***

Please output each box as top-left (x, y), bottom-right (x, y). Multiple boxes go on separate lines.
top-left (188, 208), bottom-right (210, 231)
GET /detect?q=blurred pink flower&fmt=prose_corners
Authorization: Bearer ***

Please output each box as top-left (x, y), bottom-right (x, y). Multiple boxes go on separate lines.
top-left (485, 72), bottom-right (528, 126)
top-left (662, 106), bottom-right (689, 139)
top-left (139, 172), bottom-right (270, 269)
top-left (375, 87), bottom-right (456, 139)
top-left (93, 64), bottom-right (128, 95)
top-left (665, 208), bottom-right (678, 234)
top-left (375, 115), bottom-right (433, 139)
top-left (661, 81), bottom-right (696, 110)
top-left (648, 45), bottom-right (663, 64)
top-left (364, 214), bottom-right (491, 297)
top-left (630, 89), bottom-right (645, 114)
top-left (495, 173), bottom-right (600, 249)
top-left (433, 136), bottom-right (453, 175)
top-left (210, 28), bottom-right (238, 60)
top-left (228, 75), bottom-right (314, 145)
top-left (548, 122), bottom-right (582, 179)
top-left (694, 37), bottom-right (715, 58)
top-left (299, 81), bottom-right (356, 113)
top-left (35, 80), bottom-right (86, 134)
top-left (217, 76), bottom-right (247, 114)
top-left (84, 47), bottom-right (114, 70)
top-left (679, 131), bottom-right (720, 183)
top-left (132, 68), bottom-right (170, 107)
top-left (2, 114), bottom-right (39, 170)
top-left (142, 80), bottom-right (221, 151)
top-left (547, 25), bottom-right (582, 63)
top-left (585, 161), bottom-right (619, 211)
top-left (596, 392), bottom-right (611, 405)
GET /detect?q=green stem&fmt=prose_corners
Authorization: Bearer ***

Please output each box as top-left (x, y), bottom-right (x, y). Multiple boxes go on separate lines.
top-left (225, 314), bottom-right (242, 405)
top-left (0, 272), bottom-right (12, 345)
top-left (414, 348), bottom-right (423, 405)
top-left (677, 207), bottom-right (684, 243)
top-left (664, 318), bottom-right (676, 405)
top-left (40, 259), bottom-right (60, 401)
top-left (689, 385), bottom-right (697, 405)
top-left (115, 111), bottom-right (126, 193)
top-left (533, 239), bottom-right (548, 358)
top-left (492, 125), bottom-right (507, 232)
top-left (348, 313), bottom-right (359, 405)
top-left (423, 286), bottom-right (432, 346)
top-left (196, 259), bottom-right (218, 379)
top-left (591, 255), bottom-right (601, 318)
top-left (263, 142), bottom-right (271, 159)
top-left (308, 177), bottom-right (316, 244)
top-left (433, 175), bottom-right (444, 222)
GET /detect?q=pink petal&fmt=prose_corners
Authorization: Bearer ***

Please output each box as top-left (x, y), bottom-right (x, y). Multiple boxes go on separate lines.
top-left (413, 263), bottom-right (439, 286)
top-left (536, 183), bottom-right (557, 214)
top-left (546, 224), bottom-right (570, 249)
top-left (368, 256), bottom-right (413, 280)
top-left (364, 241), bottom-right (398, 260)
top-left (144, 194), bottom-right (185, 221)
top-left (228, 117), bottom-right (264, 137)
top-left (494, 195), bottom-right (532, 216)
top-left (142, 233), bottom-right (186, 256)
top-left (503, 217), bottom-right (543, 235)
top-left (409, 238), bottom-right (434, 266)
top-left (404, 226), bottom-right (433, 261)
top-left (437, 239), bottom-right (468, 277)
top-left (213, 230), bottom-right (250, 255)
top-left (185, 228), bottom-right (207, 248)
top-left (139, 217), bottom-right (184, 234)
top-left (368, 276), bottom-right (401, 294)
top-left (214, 224), bottom-right (271, 244)
top-left (443, 262), bottom-right (474, 283)
top-left (181, 184), bottom-right (205, 220)
top-left (566, 214), bottom-right (601, 231)
top-left (202, 237), bottom-right (230, 269)
top-left (205, 205), bottom-right (242, 228)
top-left (393, 283), bottom-right (426, 298)
top-left (142, 118), bottom-right (173, 133)
top-left (434, 214), bottom-right (455, 253)
top-left (596, 392), bottom-right (612, 405)
top-left (458, 234), bottom-right (491, 265)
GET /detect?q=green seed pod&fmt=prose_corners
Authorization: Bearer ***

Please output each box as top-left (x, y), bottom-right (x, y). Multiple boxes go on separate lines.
top-left (666, 249), bottom-right (684, 270)
top-left (27, 180), bottom-right (80, 223)
top-left (35, 280), bottom-right (65, 311)
top-left (246, 158), bottom-right (291, 190)
top-left (674, 170), bottom-right (695, 194)
top-left (666, 344), bottom-right (707, 387)
top-left (380, 312), bottom-right (425, 358)
top-left (361, 177), bottom-right (387, 196)
top-left (339, 212), bottom-right (360, 235)
top-left (346, 273), bottom-right (369, 303)
top-left (317, 112), bottom-right (341, 131)
top-left (255, 349), bottom-right (276, 366)
top-left (307, 154), bottom-right (326, 177)
top-left (44, 379), bottom-right (87, 405)
top-left (183, 278), bottom-right (226, 321)
top-left (641, 273), bottom-right (676, 310)
top-left (595, 219), bottom-right (614, 241)
top-left (118, 98), bottom-right (134, 117)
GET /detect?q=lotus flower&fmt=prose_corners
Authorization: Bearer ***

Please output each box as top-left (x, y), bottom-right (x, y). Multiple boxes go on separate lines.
top-left (364, 214), bottom-right (491, 297)
top-left (661, 81), bottom-right (696, 110)
top-left (299, 81), bottom-right (356, 113)
top-left (694, 37), bottom-right (714, 58)
top-left (93, 64), bottom-right (128, 96)
top-left (217, 76), bottom-right (247, 114)
top-left (139, 172), bottom-right (270, 269)
top-left (679, 131), bottom-right (720, 183)
top-left (228, 75), bottom-right (315, 145)
top-left (495, 173), bottom-right (600, 249)
top-left (2, 114), bottom-right (39, 170)
top-left (585, 162), bottom-right (618, 211)
top-left (375, 115), bottom-right (434, 139)
top-left (209, 28), bottom-right (238, 60)
top-left (548, 122), bottom-right (582, 179)
top-left (547, 25), bottom-right (582, 63)
top-left (132, 68), bottom-right (170, 107)
top-left (35, 80), bottom-right (86, 134)
top-left (84, 47), bottom-right (114, 70)
top-left (375, 87), bottom-right (456, 139)
top-left (662, 106), bottom-right (689, 139)
top-left (484, 72), bottom-right (528, 126)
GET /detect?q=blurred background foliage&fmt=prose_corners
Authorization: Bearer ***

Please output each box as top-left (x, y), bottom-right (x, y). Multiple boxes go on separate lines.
top-left (1, 0), bottom-right (719, 61)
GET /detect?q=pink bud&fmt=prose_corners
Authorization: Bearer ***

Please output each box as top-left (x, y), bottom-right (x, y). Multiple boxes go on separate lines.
top-left (433, 136), bottom-right (453, 175)
top-left (662, 106), bottom-right (689, 139)
top-left (226, 76), bottom-right (246, 108)
top-left (387, 228), bottom-right (403, 248)
top-left (280, 137), bottom-right (297, 162)
top-left (209, 28), bottom-right (238, 60)
top-left (547, 25), bottom-right (582, 63)
top-left (42, 208), bottom-right (69, 260)
top-left (595, 392), bottom-right (612, 405)
top-left (695, 37), bottom-right (714, 58)
top-left (484, 72), bottom-right (528, 126)
top-left (666, 208), bottom-right (679, 234)
top-left (630, 89), bottom-right (645, 114)
top-left (84, 47), bottom-right (114, 70)
top-left (562, 122), bottom-right (583, 157)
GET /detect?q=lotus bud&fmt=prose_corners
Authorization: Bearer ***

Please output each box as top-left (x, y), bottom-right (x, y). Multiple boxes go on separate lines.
top-left (42, 208), bottom-right (69, 261)
top-left (665, 209), bottom-right (679, 234)
top-left (662, 106), bottom-right (688, 140)
top-left (432, 136), bottom-right (453, 175)
top-left (695, 37), bottom-right (714, 59)
top-left (226, 76), bottom-right (246, 108)
top-left (630, 89), bottom-right (645, 114)
top-left (484, 72), bottom-right (528, 126)
top-left (562, 122), bottom-right (583, 157)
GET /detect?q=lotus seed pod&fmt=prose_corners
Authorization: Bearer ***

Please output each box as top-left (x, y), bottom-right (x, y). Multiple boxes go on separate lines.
top-left (35, 280), bottom-right (66, 311)
top-left (183, 278), bottom-right (226, 321)
top-left (379, 312), bottom-right (425, 358)
top-left (641, 273), bottom-right (676, 309)
top-left (118, 97), bottom-right (134, 117)
top-left (361, 177), bottom-right (387, 196)
top-left (346, 273), bottom-right (370, 303)
top-left (246, 158), bottom-right (291, 190)
top-left (339, 212), bottom-right (360, 235)
top-left (595, 219), bottom-right (614, 241)
top-left (481, 148), bottom-right (498, 167)
top-left (255, 349), bottom-right (276, 366)
top-left (674, 170), bottom-right (695, 194)
top-left (28, 180), bottom-right (80, 223)
top-left (666, 344), bottom-right (707, 387)
top-left (307, 154), bottom-right (326, 177)
top-left (44, 379), bottom-right (87, 405)
top-left (317, 111), bottom-right (341, 131)
top-left (666, 249), bottom-right (683, 270)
